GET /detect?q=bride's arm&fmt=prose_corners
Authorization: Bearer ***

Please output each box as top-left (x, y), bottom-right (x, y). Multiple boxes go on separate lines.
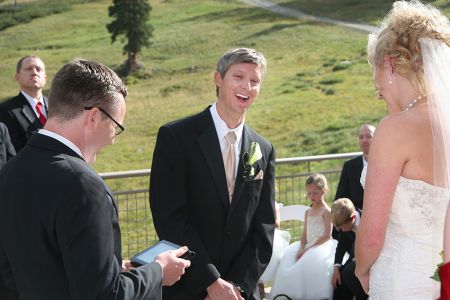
top-left (355, 117), bottom-right (404, 279)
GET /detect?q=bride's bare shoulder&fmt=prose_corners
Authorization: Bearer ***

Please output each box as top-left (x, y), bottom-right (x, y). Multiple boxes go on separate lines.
top-left (378, 109), bottom-right (429, 135)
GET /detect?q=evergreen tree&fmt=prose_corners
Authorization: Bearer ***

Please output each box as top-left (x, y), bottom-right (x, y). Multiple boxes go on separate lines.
top-left (106, 0), bottom-right (153, 75)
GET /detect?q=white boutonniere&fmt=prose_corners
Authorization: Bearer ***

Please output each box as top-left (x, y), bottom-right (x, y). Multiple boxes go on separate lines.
top-left (242, 142), bottom-right (262, 181)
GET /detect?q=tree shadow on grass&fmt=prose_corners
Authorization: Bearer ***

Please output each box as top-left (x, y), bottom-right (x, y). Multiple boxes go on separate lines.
top-left (244, 23), bottom-right (302, 39)
top-left (178, 5), bottom-right (291, 26)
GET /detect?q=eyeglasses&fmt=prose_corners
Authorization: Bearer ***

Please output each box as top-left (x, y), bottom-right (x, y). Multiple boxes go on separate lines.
top-left (84, 107), bottom-right (125, 135)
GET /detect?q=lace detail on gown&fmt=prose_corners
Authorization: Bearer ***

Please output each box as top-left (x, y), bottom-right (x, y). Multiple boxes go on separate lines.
top-left (360, 165), bottom-right (450, 299)
top-left (305, 215), bottom-right (325, 248)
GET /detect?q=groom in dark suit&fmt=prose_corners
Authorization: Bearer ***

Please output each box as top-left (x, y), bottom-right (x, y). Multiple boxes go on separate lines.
top-left (0, 59), bottom-right (190, 299)
top-left (150, 48), bottom-right (276, 300)
top-left (0, 55), bottom-right (48, 152)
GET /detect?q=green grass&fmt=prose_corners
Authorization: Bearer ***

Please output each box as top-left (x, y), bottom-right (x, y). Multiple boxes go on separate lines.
top-left (0, 0), bottom-right (415, 178)
top-left (0, 0), bottom-right (102, 31)
top-left (269, 0), bottom-right (450, 25)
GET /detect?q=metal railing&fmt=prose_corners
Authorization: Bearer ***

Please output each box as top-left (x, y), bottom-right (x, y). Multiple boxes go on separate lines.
top-left (101, 152), bottom-right (361, 258)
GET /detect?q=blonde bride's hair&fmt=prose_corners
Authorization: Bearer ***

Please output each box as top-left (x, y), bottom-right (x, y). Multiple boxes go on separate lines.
top-left (368, 0), bottom-right (450, 92)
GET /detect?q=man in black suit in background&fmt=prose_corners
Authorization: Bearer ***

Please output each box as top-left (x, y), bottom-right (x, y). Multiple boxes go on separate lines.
top-left (0, 122), bottom-right (15, 170)
top-left (0, 55), bottom-right (48, 152)
top-left (150, 48), bottom-right (276, 300)
top-left (334, 124), bottom-right (376, 210)
top-left (0, 59), bottom-right (190, 300)
top-left (331, 198), bottom-right (368, 300)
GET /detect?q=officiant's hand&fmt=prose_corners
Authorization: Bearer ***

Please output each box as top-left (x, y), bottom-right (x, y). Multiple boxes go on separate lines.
top-left (154, 246), bottom-right (191, 286)
top-left (332, 267), bottom-right (341, 288)
top-left (205, 278), bottom-right (244, 300)
top-left (122, 259), bottom-right (133, 272)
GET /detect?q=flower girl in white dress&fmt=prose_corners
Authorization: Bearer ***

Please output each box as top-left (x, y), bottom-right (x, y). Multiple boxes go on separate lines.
top-left (269, 174), bottom-right (337, 300)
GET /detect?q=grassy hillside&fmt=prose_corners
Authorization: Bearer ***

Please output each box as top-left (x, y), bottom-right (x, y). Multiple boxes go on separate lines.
top-left (0, 0), bottom-right (391, 175)
top-left (271, 0), bottom-right (450, 24)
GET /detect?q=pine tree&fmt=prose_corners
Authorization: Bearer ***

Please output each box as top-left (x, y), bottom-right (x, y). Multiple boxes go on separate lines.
top-left (106, 0), bottom-right (153, 75)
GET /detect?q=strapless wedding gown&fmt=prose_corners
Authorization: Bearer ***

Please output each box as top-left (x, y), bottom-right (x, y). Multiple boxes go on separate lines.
top-left (361, 169), bottom-right (450, 299)
top-left (268, 215), bottom-right (337, 300)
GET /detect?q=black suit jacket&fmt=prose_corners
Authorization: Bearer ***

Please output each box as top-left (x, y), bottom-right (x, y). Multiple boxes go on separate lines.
top-left (0, 122), bottom-right (15, 170)
top-left (0, 134), bottom-right (163, 300)
top-left (150, 107), bottom-right (276, 300)
top-left (335, 155), bottom-right (364, 209)
top-left (334, 230), bottom-right (356, 269)
top-left (0, 92), bottom-right (47, 152)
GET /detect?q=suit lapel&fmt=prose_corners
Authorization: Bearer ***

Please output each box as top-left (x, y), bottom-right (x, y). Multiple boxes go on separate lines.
top-left (356, 155), bottom-right (364, 173)
top-left (43, 96), bottom-right (49, 115)
top-left (10, 94), bottom-right (41, 131)
top-left (21, 104), bottom-right (41, 129)
top-left (105, 185), bottom-right (119, 216)
top-left (197, 109), bottom-right (230, 208)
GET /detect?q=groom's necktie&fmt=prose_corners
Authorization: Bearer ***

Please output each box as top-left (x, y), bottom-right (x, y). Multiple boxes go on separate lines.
top-left (224, 131), bottom-right (237, 202)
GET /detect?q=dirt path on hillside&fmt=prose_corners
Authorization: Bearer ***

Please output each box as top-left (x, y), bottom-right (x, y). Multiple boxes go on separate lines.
top-left (239, 0), bottom-right (378, 33)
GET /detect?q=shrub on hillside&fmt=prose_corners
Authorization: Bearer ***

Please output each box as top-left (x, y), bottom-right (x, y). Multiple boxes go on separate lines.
top-left (332, 60), bottom-right (352, 71)
top-left (319, 78), bottom-right (343, 85)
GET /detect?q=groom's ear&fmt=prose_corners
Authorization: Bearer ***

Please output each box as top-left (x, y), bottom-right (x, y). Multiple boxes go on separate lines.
top-left (214, 71), bottom-right (223, 97)
top-left (214, 71), bottom-right (222, 86)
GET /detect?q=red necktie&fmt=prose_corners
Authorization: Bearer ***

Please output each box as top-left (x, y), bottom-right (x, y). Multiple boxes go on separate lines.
top-left (35, 102), bottom-right (47, 126)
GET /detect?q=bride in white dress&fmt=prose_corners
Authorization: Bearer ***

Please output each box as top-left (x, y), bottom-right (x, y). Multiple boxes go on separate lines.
top-left (355, 1), bottom-right (450, 299)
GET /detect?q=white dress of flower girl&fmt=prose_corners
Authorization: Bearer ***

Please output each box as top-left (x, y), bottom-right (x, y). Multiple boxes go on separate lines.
top-left (268, 215), bottom-right (336, 300)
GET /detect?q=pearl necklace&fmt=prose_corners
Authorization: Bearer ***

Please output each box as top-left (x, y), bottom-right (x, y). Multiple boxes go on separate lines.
top-left (404, 95), bottom-right (425, 111)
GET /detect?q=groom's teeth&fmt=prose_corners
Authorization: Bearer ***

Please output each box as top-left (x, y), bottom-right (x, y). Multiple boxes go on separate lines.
top-left (236, 93), bottom-right (249, 99)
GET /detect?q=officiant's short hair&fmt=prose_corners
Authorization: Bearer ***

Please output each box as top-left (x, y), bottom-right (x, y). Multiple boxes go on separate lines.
top-left (331, 198), bottom-right (356, 227)
top-left (48, 59), bottom-right (127, 120)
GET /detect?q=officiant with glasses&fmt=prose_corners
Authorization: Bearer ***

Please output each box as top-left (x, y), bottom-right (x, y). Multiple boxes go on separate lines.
top-left (0, 59), bottom-right (190, 299)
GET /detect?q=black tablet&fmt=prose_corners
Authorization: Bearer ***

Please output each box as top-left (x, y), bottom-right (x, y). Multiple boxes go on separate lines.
top-left (130, 240), bottom-right (195, 267)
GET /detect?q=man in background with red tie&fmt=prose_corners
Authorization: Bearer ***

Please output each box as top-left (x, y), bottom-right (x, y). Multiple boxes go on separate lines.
top-left (0, 55), bottom-right (48, 152)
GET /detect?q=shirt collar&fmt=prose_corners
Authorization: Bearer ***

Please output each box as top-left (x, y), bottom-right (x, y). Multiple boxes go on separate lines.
top-left (21, 90), bottom-right (44, 107)
top-left (38, 129), bottom-right (83, 158)
top-left (210, 102), bottom-right (244, 144)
